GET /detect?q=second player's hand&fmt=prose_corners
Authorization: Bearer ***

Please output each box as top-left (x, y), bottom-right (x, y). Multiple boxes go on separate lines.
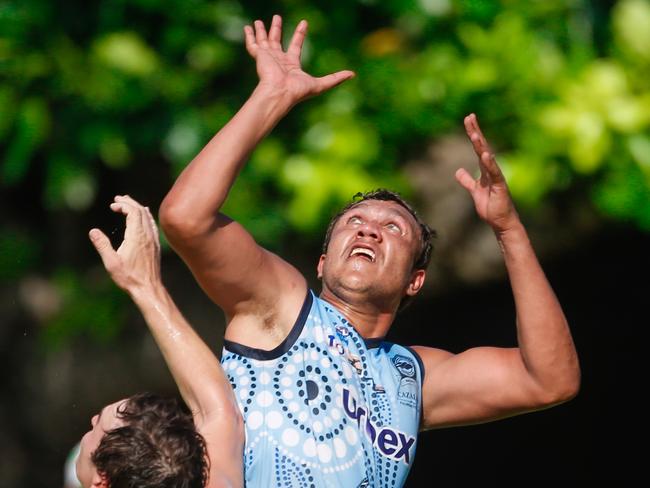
top-left (89, 195), bottom-right (161, 294)
top-left (244, 15), bottom-right (355, 104)
top-left (455, 113), bottom-right (520, 234)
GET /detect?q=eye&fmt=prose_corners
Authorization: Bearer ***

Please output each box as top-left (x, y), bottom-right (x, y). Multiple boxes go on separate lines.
top-left (348, 216), bottom-right (363, 225)
top-left (385, 222), bottom-right (402, 233)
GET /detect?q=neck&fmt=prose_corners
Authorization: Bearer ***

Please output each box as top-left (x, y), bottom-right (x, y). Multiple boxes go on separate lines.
top-left (318, 286), bottom-right (397, 338)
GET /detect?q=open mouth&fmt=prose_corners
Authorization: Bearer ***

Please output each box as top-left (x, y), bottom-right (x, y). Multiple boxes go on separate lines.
top-left (350, 247), bottom-right (376, 262)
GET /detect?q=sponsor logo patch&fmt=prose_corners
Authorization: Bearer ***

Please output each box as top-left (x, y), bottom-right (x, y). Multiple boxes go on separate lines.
top-left (391, 355), bottom-right (418, 408)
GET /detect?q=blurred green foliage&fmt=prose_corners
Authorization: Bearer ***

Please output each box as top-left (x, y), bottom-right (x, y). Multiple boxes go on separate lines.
top-left (2, 0), bottom-right (649, 343)
top-left (42, 268), bottom-right (129, 347)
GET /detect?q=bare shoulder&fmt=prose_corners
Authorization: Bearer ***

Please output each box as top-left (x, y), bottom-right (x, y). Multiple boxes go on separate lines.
top-left (411, 345), bottom-right (454, 370)
top-left (222, 260), bottom-right (309, 350)
top-left (163, 209), bottom-right (308, 346)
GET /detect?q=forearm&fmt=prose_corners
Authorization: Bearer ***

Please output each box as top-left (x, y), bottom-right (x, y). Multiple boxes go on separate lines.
top-left (160, 84), bottom-right (294, 232)
top-left (129, 284), bottom-right (239, 423)
top-left (497, 222), bottom-right (580, 398)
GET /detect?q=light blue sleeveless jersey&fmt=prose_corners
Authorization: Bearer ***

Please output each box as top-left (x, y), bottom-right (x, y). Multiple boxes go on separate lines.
top-left (222, 290), bottom-right (424, 488)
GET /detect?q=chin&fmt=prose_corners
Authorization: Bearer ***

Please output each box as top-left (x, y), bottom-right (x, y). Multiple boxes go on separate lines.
top-left (330, 276), bottom-right (388, 303)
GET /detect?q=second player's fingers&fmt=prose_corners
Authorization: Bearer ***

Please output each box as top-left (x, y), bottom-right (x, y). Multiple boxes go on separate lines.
top-left (111, 197), bottom-right (140, 221)
top-left (112, 196), bottom-right (146, 236)
top-left (88, 228), bottom-right (120, 272)
top-left (112, 194), bottom-right (140, 209)
top-left (287, 20), bottom-right (307, 59)
top-left (144, 206), bottom-right (160, 243)
top-left (118, 194), bottom-right (158, 242)
top-left (115, 194), bottom-right (145, 208)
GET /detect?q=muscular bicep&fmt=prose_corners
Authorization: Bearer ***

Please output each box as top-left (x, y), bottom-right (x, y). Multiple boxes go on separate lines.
top-left (413, 345), bottom-right (552, 431)
top-left (163, 213), bottom-right (307, 335)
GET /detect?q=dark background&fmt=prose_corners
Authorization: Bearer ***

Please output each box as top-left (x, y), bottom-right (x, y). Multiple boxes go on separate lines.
top-left (398, 224), bottom-right (646, 486)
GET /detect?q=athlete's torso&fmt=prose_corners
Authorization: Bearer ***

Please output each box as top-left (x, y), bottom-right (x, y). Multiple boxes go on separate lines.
top-left (221, 290), bottom-right (423, 488)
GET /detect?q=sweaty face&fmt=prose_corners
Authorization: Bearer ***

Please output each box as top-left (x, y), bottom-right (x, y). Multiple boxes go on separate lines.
top-left (318, 200), bottom-right (424, 308)
top-left (76, 399), bottom-right (126, 488)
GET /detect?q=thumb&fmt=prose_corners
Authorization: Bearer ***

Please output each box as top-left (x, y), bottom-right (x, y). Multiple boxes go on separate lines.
top-left (89, 228), bottom-right (119, 272)
top-left (315, 70), bottom-right (355, 93)
top-left (455, 168), bottom-right (475, 193)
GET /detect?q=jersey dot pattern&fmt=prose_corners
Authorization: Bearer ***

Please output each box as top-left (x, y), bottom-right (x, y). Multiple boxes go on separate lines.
top-left (222, 290), bottom-right (424, 488)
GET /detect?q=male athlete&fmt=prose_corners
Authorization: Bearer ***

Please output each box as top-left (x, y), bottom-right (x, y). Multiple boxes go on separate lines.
top-left (159, 15), bottom-right (580, 488)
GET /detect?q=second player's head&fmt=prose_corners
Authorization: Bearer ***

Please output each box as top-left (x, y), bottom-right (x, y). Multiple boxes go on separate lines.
top-left (76, 392), bottom-right (208, 488)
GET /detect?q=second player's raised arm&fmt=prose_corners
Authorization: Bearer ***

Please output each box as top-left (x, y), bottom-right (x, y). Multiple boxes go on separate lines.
top-left (129, 283), bottom-right (245, 488)
top-left (159, 15), bottom-right (353, 324)
top-left (90, 196), bottom-right (244, 488)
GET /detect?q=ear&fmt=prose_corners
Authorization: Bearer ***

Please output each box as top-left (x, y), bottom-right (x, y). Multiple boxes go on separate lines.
top-left (405, 269), bottom-right (426, 297)
top-left (317, 254), bottom-right (326, 279)
top-left (91, 471), bottom-right (109, 488)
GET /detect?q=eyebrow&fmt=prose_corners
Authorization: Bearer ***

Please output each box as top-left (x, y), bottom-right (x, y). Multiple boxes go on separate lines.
top-left (349, 205), bottom-right (413, 225)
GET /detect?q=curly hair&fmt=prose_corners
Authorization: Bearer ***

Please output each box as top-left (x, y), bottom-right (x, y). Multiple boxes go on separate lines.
top-left (322, 189), bottom-right (436, 311)
top-left (91, 392), bottom-right (209, 488)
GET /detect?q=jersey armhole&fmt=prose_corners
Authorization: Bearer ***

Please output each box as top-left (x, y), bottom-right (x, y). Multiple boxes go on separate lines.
top-left (403, 345), bottom-right (425, 388)
top-left (223, 290), bottom-right (313, 360)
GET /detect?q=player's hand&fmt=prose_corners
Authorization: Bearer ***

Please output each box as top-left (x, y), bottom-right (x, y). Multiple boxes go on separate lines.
top-left (89, 195), bottom-right (161, 294)
top-left (244, 14), bottom-right (354, 104)
top-left (455, 114), bottom-right (520, 233)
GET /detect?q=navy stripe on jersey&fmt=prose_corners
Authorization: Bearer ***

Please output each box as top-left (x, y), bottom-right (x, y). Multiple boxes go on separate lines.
top-left (223, 290), bottom-right (313, 360)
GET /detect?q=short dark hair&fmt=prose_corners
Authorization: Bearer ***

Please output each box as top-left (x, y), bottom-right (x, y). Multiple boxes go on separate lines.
top-left (91, 392), bottom-right (209, 488)
top-left (322, 189), bottom-right (436, 311)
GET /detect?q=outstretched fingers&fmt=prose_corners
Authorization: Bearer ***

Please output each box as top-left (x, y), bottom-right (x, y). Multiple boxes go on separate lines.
top-left (287, 20), bottom-right (307, 60)
top-left (245, 16), bottom-right (284, 57)
top-left (244, 25), bottom-right (257, 57)
top-left (254, 19), bottom-right (268, 44)
top-left (464, 113), bottom-right (490, 160)
top-left (268, 14), bottom-right (283, 49)
top-left (480, 150), bottom-right (504, 181)
top-left (464, 113), bottom-right (504, 183)
top-left (454, 167), bottom-right (476, 194)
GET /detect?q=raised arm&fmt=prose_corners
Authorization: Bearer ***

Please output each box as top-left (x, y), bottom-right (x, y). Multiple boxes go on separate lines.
top-left (159, 15), bottom-right (354, 347)
top-left (414, 114), bottom-right (580, 430)
top-left (89, 195), bottom-right (244, 488)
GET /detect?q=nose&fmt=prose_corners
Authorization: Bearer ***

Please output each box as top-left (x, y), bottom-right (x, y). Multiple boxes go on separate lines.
top-left (357, 221), bottom-right (382, 242)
